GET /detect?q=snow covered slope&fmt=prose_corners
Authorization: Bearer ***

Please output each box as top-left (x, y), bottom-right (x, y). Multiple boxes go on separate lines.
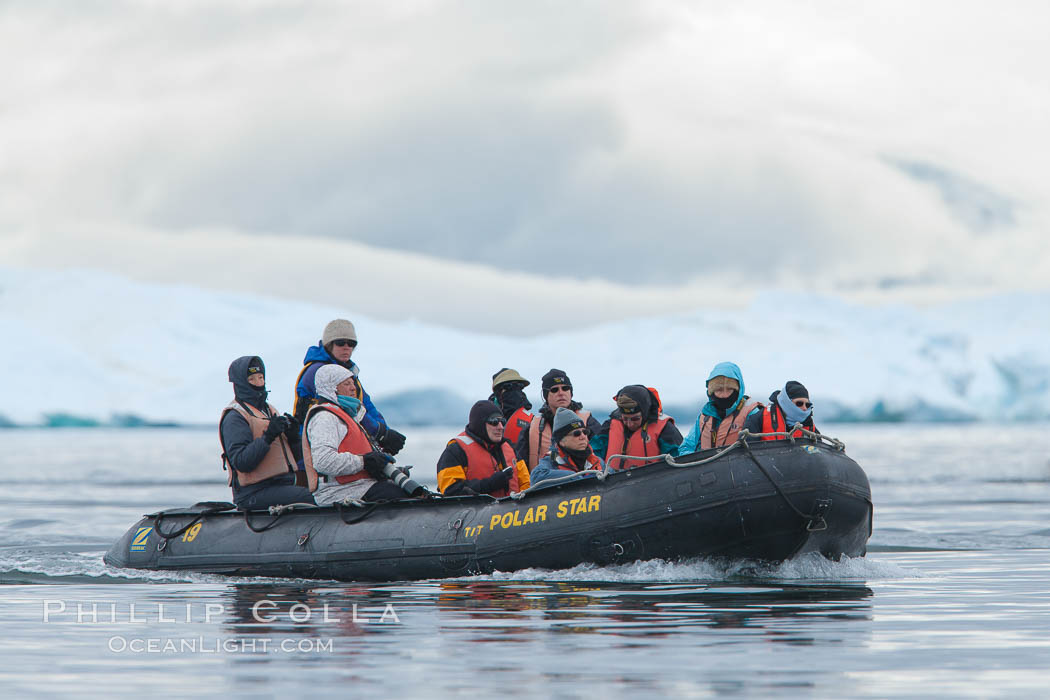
top-left (1, 266), bottom-right (1047, 426)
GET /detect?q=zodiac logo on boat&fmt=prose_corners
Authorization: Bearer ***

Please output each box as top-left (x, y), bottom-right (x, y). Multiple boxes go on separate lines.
top-left (129, 527), bottom-right (153, 551)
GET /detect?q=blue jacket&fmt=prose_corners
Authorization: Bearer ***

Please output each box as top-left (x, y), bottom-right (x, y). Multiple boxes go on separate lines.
top-left (677, 361), bottom-right (759, 455)
top-left (295, 343), bottom-right (386, 436)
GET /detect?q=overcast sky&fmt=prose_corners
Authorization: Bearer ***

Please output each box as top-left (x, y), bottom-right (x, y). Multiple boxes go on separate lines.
top-left (2, 1), bottom-right (1048, 333)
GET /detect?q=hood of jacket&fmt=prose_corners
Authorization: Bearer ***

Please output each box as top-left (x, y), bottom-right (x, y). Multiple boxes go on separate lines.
top-left (314, 364), bottom-right (355, 404)
top-left (228, 355), bottom-right (269, 410)
top-left (770, 388), bottom-right (813, 426)
top-left (613, 384), bottom-right (654, 423)
top-left (701, 361), bottom-right (747, 418)
top-left (302, 342), bottom-right (360, 375)
top-left (465, 400), bottom-right (504, 448)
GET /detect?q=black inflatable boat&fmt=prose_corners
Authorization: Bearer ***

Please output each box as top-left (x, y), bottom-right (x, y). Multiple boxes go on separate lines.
top-left (104, 435), bottom-right (872, 582)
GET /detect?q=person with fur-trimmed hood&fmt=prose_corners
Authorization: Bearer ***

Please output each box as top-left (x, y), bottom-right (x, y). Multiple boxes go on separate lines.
top-left (436, 400), bottom-right (531, 497)
top-left (677, 361), bottom-right (763, 454)
top-left (530, 407), bottom-right (606, 487)
top-left (744, 380), bottom-right (819, 440)
top-left (514, 368), bottom-right (602, 470)
top-left (220, 356), bottom-right (316, 510)
top-left (302, 364), bottom-right (409, 504)
top-left (592, 385), bottom-right (683, 470)
top-left (292, 318), bottom-right (406, 455)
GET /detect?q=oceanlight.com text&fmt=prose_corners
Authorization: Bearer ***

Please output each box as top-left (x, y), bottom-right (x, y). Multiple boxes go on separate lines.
top-left (107, 636), bottom-right (334, 654)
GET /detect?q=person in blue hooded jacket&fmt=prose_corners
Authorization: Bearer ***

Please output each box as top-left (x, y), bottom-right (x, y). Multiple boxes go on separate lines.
top-left (292, 318), bottom-right (406, 455)
top-left (676, 362), bottom-right (762, 454)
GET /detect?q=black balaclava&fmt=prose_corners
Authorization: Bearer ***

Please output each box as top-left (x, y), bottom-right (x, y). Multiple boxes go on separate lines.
top-left (228, 355), bottom-right (269, 410)
top-left (494, 383), bottom-right (532, 418)
top-left (466, 400), bottom-right (503, 447)
top-left (710, 390), bottom-right (740, 417)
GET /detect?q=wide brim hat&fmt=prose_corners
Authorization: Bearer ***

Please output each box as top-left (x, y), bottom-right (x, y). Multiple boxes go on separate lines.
top-left (492, 368), bottom-right (530, 390)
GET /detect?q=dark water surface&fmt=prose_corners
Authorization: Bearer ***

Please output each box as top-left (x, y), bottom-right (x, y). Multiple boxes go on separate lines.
top-left (2, 425), bottom-right (1049, 697)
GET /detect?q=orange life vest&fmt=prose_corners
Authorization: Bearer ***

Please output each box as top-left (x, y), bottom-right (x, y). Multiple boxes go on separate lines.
top-left (302, 403), bottom-right (374, 489)
top-left (451, 433), bottom-right (529, 496)
top-left (605, 414), bottom-right (672, 470)
top-left (503, 406), bottom-right (534, 445)
top-left (759, 403), bottom-right (812, 441)
top-left (547, 445), bottom-right (603, 475)
top-left (527, 409), bottom-right (592, 470)
top-left (220, 401), bottom-right (314, 490)
top-left (698, 400), bottom-right (761, 449)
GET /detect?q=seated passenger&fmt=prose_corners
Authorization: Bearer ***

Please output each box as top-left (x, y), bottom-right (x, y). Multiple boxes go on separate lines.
top-left (220, 356), bottom-right (316, 510)
top-left (436, 400), bottom-right (531, 497)
top-left (530, 407), bottom-right (605, 487)
top-left (593, 385), bottom-right (683, 470)
top-left (489, 368), bottom-right (534, 445)
top-left (293, 318), bottom-right (406, 455)
top-left (302, 364), bottom-right (409, 503)
top-left (677, 361), bottom-right (762, 454)
top-left (744, 380), bottom-right (819, 439)
top-left (515, 369), bottom-right (602, 470)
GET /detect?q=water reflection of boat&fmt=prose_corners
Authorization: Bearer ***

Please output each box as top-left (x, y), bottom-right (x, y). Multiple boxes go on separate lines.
top-left (104, 438), bottom-right (872, 582)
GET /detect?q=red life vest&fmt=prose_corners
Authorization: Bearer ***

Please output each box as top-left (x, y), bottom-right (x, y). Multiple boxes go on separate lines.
top-left (527, 409), bottom-right (592, 470)
top-left (606, 415), bottom-right (672, 470)
top-left (548, 445), bottom-right (603, 474)
top-left (220, 401), bottom-right (315, 490)
top-left (503, 406), bottom-right (533, 445)
top-left (698, 400), bottom-right (761, 449)
top-left (451, 432), bottom-right (530, 497)
top-left (302, 403), bottom-right (374, 489)
top-left (760, 403), bottom-right (812, 441)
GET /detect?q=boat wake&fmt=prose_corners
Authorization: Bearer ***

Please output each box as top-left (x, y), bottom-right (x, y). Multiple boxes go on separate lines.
top-left (459, 552), bottom-right (918, 583)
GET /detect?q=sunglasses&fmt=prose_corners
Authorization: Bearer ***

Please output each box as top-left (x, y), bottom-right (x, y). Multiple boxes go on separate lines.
top-left (331, 339), bottom-right (357, 348)
top-left (486, 417), bottom-right (506, 426)
top-left (793, 399), bottom-right (813, 409)
top-left (567, 428), bottom-right (589, 438)
top-left (548, 385), bottom-right (572, 394)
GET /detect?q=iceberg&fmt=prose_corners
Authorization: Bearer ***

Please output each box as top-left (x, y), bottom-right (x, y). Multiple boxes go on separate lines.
top-left (1, 266), bottom-right (1047, 426)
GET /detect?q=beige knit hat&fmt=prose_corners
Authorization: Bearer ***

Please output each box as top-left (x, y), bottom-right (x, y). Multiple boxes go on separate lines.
top-left (322, 319), bottom-right (357, 346)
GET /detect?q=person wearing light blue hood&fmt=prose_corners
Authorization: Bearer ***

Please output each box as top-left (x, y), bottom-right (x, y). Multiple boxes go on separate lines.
top-left (676, 362), bottom-right (763, 454)
top-left (744, 380), bottom-right (819, 439)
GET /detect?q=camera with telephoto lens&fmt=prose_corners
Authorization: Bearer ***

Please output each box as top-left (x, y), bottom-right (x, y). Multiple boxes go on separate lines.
top-left (382, 463), bottom-right (426, 497)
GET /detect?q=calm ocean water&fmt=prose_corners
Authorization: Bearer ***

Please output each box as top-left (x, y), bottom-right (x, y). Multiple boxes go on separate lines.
top-left (2, 424), bottom-right (1049, 698)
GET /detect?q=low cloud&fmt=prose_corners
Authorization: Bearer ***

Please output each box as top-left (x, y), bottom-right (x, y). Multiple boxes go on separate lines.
top-left (1, 0), bottom-right (1048, 310)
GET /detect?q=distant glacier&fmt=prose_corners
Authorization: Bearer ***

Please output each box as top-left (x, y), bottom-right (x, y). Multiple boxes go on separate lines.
top-left (1, 266), bottom-right (1047, 427)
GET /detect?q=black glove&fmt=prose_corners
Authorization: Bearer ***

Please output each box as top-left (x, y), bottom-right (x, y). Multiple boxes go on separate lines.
top-left (379, 427), bottom-right (406, 455)
top-left (363, 451), bottom-right (392, 480)
top-left (281, 413), bottom-right (300, 439)
top-left (263, 415), bottom-right (291, 443)
top-left (477, 467), bottom-right (513, 494)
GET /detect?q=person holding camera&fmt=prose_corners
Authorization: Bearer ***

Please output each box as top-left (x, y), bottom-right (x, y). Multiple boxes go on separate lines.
top-left (302, 364), bottom-right (409, 504)
top-left (220, 356), bottom-right (316, 510)
top-left (436, 400), bottom-right (531, 497)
